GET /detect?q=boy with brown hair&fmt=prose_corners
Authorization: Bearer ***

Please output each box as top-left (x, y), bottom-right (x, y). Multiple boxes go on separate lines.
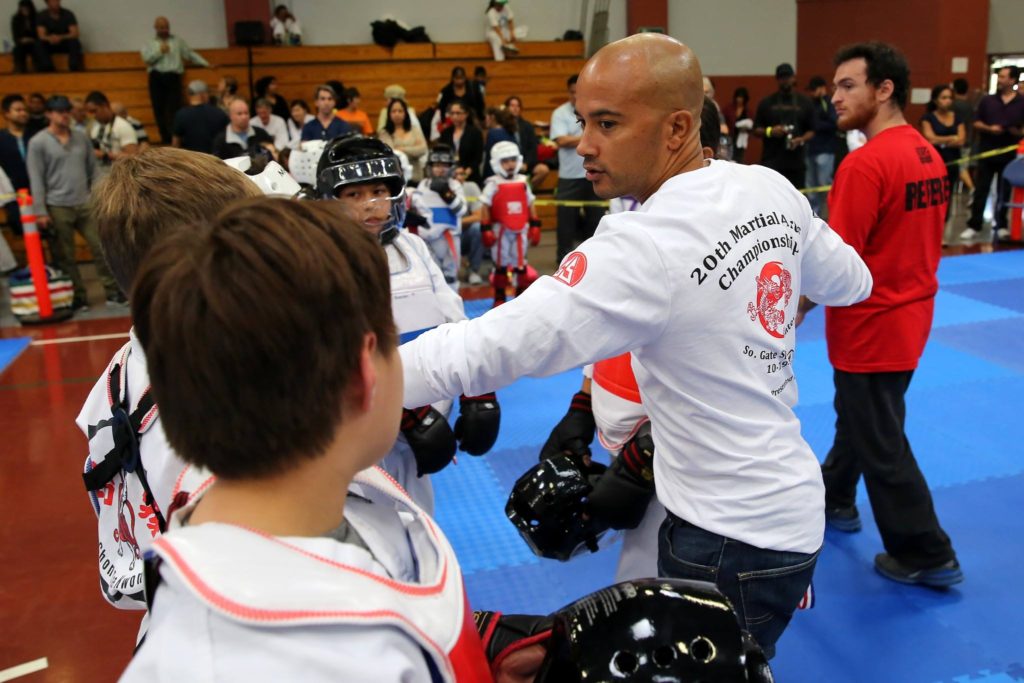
top-left (119, 198), bottom-right (498, 680)
top-left (77, 148), bottom-right (260, 622)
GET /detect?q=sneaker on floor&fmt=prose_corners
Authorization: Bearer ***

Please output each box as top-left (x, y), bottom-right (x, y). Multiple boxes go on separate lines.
top-left (72, 298), bottom-right (89, 313)
top-left (958, 227), bottom-right (979, 241)
top-left (106, 292), bottom-right (129, 306)
top-left (996, 228), bottom-right (1011, 241)
top-left (825, 505), bottom-right (862, 532)
top-left (874, 553), bottom-right (963, 588)
top-left (467, 271), bottom-right (484, 285)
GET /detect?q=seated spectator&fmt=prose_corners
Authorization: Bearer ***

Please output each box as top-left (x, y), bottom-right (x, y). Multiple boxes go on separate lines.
top-left (173, 80), bottom-right (229, 154)
top-left (34, 0), bottom-right (83, 72)
top-left (485, 1), bottom-right (519, 62)
top-left (377, 98), bottom-right (428, 179)
top-left (482, 106), bottom-right (518, 179)
top-left (473, 66), bottom-right (489, 99)
top-left (69, 96), bottom-right (88, 133)
top-left (376, 84), bottom-right (421, 132)
top-left (504, 95), bottom-right (549, 186)
top-left (301, 85), bottom-right (351, 142)
top-left (286, 99), bottom-right (313, 148)
top-left (251, 98), bottom-right (289, 151)
top-left (111, 102), bottom-right (151, 149)
top-left (270, 4), bottom-right (302, 45)
top-left (11, 0), bottom-right (39, 74)
top-left (438, 99), bottom-right (484, 183)
top-left (438, 67), bottom-right (485, 123)
top-left (25, 93), bottom-right (48, 139)
top-left (0, 95), bottom-right (31, 233)
top-left (85, 91), bottom-right (139, 177)
top-left (212, 99), bottom-right (275, 160)
top-left (336, 87), bottom-right (374, 136)
top-left (253, 75), bottom-right (290, 121)
top-left (214, 76), bottom-right (239, 113)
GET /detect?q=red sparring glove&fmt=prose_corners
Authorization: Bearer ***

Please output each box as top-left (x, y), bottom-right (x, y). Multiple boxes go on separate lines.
top-left (481, 224), bottom-right (497, 248)
top-left (528, 219), bottom-right (542, 247)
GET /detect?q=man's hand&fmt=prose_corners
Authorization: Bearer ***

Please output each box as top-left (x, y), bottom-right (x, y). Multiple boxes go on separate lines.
top-left (989, 123), bottom-right (1005, 135)
top-left (494, 644), bottom-right (546, 683)
top-left (36, 215), bottom-right (51, 231)
top-left (795, 295), bottom-right (817, 328)
top-left (159, 41), bottom-right (170, 54)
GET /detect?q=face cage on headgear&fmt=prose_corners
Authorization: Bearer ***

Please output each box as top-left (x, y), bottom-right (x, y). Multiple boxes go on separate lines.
top-left (428, 150), bottom-right (456, 178)
top-left (319, 157), bottom-right (407, 244)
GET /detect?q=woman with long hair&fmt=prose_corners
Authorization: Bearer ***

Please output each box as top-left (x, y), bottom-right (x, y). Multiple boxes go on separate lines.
top-left (377, 98), bottom-right (428, 179)
top-left (253, 76), bottom-right (290, 121)
top-left (723, 87), bottom-right (754, 164)
top-left (504, 95), bottom-right (549, 186)
top-left (10, 0), bottom-right (38, 73)
top-left (920, 84), bottom-right (965, 221)
top-left (286, 99), bottom-right (313, 149)
top-left (438, 99), bottom-right (484, 183)
top-left (437, 66), bottom-right (485, 123)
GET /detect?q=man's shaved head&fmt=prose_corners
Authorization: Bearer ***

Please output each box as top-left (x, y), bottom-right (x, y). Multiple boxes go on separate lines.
top-left (575, 34), bottom-right (706, 202)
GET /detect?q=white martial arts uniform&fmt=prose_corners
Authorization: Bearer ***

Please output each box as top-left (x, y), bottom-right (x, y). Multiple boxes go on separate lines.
top-left (77, 333), bottom-right (213, 635)
top-left (412, 178), bottom-right (467, 291)
top-left (119, 466), bottom-right (492, 683)
top-left (401, 160), bottom-right (873, 555)
top-left (384, 229), bottom-right (467, 513)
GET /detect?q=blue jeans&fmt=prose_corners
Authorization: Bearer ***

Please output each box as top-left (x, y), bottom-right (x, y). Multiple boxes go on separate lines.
top-left (461, 223), bottom-right (483, 273)
top-left (657, 512), bottom-right (819, 660)
top-left (805, 152), bottom-right (835, 216)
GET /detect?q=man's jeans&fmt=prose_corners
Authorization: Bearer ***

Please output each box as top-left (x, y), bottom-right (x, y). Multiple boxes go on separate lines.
top-left (806, 152), bottom-right (835, 216)
top-left (658, 512), bottom-right (819, 660)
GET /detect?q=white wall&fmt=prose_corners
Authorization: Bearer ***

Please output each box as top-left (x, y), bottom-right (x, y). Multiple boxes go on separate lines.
top-left (667, 0), bottom-right (796, 75)
top-left (989, 0), bottom-right (1024, 55)
top-left (287, 0), bottom-right (626, 46)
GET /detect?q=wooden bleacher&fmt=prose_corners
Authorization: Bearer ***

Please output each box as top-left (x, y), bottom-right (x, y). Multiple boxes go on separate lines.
top-left (0, 41), bottom-right (581, 263)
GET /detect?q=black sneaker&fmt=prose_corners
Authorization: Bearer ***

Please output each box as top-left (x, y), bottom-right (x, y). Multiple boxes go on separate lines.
top-left (72, 298), bottom-right (89, 313)
top-left (106, 292), bottom-right (128, 306)
top-left (874, 553), bottom-right (963, 588)
top-left (825, 505), bottom-right (862, 532)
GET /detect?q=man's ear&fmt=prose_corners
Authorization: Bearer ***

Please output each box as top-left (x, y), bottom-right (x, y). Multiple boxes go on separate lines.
top-left (667, 109), bottom-right (694, 152)
top-left (876, 78), bottom-right (895, 105)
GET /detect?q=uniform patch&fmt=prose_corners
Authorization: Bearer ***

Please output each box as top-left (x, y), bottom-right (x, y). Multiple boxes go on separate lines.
top-left (747, 261), bottom-right (793, 338)
top-left (553, 252), bottom-right (587, 287)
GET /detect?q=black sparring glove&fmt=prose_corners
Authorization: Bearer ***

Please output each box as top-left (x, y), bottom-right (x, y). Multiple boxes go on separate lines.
top-left (453, 393), bottom-right (501, 455)
top-left (404, 209), bottom-right (429, 232)
top-left (474, 610), bottom-right (553, 675)
top-left (429, 176), bottom-right (457, 204)
top-left (539, 391), bottom-right (596, 465)
top-left (401, 406), bottom-right (456, 476)
top-left (586, 422), bottom-right (656, 530)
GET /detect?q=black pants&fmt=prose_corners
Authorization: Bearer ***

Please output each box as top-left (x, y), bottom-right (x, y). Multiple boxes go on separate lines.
top-left (148, 71), bottom-right (184, 144)
top-left (12, 42), bottom-right (37, 73)
top-left (555, 177), bottom-right (604, 263)
top-left (821, 369), bottom-right (956, 569)
top-left (967, 153), bottom-right (1013, 230)
top-left (33, 38), bottom-right (83, 72)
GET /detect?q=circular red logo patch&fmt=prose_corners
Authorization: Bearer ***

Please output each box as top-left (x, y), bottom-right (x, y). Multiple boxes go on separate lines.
top-left (553, 251), bottom-right (588, 287)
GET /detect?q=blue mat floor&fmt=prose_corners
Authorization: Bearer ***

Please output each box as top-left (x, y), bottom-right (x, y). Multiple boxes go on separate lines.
top-left (430, 251), bottom-right (1024, 683)
top-left (0, 336), bottom-right (29, 375)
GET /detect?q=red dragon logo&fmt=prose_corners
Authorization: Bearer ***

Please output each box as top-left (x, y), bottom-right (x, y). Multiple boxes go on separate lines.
top-left (747, 261), bottom-right (792, 338)
top-left (112, 480), bottom-right (141, 570)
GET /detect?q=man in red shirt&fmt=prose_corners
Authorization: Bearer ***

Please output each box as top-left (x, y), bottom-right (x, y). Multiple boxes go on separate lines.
top-left (803, 42), bottom-right (962, 587)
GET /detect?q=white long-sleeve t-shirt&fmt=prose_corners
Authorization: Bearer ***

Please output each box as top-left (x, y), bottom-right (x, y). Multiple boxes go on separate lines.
top-left (401, 160), bottom-right (872, 553)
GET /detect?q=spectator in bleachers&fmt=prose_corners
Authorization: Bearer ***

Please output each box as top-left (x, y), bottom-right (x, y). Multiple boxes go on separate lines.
top-left (10, 0), bottom-right (39, 74)
top-left (473, 66), bottom-right (489, 100)
top-left (377, 99), bottom-right (427, 179)
top-left (438, 67), bottom-right (485, 123)
top-left (85, 91), bottom-right (139, 179)
top-left (34, 0), bottom-right (83, 72)
top-left (550, 74), bottom-right (603, 262)
top-left (0, 95), bottom-right (32, 233)
top-left (482, 106), bottom-right (517, 179)
top-left (287, 99), bottom-right (312, 148)
top-left (722, 87), bottom-right (753, 163)
top-left (252, 98), bottom-right (289, 151)
top-left (253, 76), bottom-right (290, 121)
top-left (336, 87), bottom-right (374, 136)
top-left (25, 93), bottom-right (48, 140)
top-left (212, 99), bottom-right (275, 160)
top-left (173, 80), bottom-right (229, 154)
top-left (111, 102), bottom-right (150, 149)
top-left (270, 4), bottom-right (302, 46)
top-left (301, 85), bottom-right (351, 142)
top-left (214, 76), bottom-right (239, 113)
top-left (503, 95), bottom-right (548, 186)
top-left (438, 99), bottom-right (484, 183)
top-left (27, 95), bottom-right (121, 308)
top-left (142, 16), bottom-right (212, 144)
top-left (485, 0), bottom-right (519, 62)
top-left (68, 96), bottom-right (88, 134)
top-left (376, 84), bottom-right (422, 132)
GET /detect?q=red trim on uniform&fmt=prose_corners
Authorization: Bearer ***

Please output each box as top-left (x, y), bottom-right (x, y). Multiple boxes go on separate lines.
top-left (593, 352), bottom-right (642, 403)
top-left (444, 231), bottom-right (458, 265)
top-left (489, 629), bottom-right (552, 676)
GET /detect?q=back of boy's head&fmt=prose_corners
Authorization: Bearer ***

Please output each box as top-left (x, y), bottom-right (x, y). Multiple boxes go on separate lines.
top-left (92, 147), bottom-right (262, 294)
top-left (132, 198), bottom-right (397, 480)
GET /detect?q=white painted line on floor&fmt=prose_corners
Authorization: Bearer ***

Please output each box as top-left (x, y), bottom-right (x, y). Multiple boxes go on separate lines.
top-left (0, 658), bottom-right (49, 682)
top-left (30, 332), bottom-right (129, 347)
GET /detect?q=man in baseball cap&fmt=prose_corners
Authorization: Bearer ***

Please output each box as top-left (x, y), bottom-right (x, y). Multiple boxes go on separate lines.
top-left (754, 62), bottom-right (816, 188)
